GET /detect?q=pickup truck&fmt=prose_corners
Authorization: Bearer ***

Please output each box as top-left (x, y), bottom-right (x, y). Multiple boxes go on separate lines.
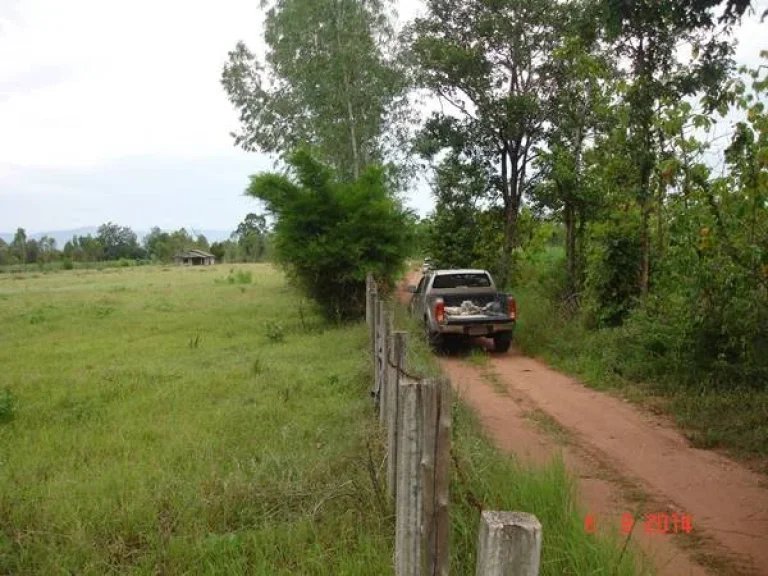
top-left (407, 269), bottom-right (517, 352)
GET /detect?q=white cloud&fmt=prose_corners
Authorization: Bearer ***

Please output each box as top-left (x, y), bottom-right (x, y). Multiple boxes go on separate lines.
top-left (0, 0), bottom-right (264, 168)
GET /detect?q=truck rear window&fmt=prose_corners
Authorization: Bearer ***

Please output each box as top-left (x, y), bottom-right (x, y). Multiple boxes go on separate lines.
top-left (432, 273), bottom-right (491, 289)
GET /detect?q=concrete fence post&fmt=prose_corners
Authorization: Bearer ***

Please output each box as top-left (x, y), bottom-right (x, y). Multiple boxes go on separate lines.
top-left (387, 331), bottom-right (407, 501)
top-left (475, 511), bottom-right (542, 576)
top-left (395, 377), bottom-right (422, 576)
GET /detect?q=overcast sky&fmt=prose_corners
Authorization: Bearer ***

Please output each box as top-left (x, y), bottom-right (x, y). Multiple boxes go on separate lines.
top-left (0, 0), bottom-right (764, 234)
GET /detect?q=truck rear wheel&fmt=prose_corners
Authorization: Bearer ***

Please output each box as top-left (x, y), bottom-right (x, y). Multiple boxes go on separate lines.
top-left (424, 321), bottom-right (443, 351)
top-left (493, 332), bottom-right (513, 353)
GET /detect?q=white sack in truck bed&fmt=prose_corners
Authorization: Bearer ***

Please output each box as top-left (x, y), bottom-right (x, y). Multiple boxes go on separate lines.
top-left (444, 300), bottom-right (504, 317)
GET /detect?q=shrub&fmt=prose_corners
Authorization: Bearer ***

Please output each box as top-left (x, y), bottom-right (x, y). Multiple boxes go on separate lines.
top-left (265, 321), bottom-right (285, 343)
top-left (246, 149), bottom-right (410, 320)
top-left (225, 268), bottom-right (253, 284)
top-left (62, 259), bottom-right (74, 270)
top-left (0, 388), bottom-right (15, 424)
top-left (582, 213), bottom-right (643, 328)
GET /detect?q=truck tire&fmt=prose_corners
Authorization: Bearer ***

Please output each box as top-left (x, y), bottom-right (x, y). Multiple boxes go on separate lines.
top-left (424, 320), bottom-right (443, 351)
top-left (493, 332), bottom-right (513, 353)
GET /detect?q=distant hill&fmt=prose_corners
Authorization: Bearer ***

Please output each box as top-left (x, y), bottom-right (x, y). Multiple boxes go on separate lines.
top-left (0, 227), bottom-right (233, 246)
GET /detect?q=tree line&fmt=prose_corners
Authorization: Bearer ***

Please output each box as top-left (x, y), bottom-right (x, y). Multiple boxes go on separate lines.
top-left (221, 0), bottom-right (766, 394)
top-left (0, 214), bottom-right (272, 268)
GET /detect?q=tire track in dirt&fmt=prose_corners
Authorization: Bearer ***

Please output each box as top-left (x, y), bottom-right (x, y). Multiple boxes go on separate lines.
top-left (397, 271), bottom-right (768, 575)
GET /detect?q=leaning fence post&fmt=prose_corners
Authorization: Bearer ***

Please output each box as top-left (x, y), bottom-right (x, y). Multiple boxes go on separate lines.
top-left (371, 288), bottom-right (379, 401)
top-left (366, 273), bottom-right (374, 326)
top-left (475, 511), bottom-right (542, 576)
top-left (387, 331), bottom-right (407, 500)
top-left (396, 377), bottom-right (422, 576)
top-left (378, 301), bottom-right (390, 423)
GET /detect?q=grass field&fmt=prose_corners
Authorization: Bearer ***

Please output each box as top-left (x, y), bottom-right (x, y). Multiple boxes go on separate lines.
top-left (0, 264), bottom-right (391, 574)
top-left (1, 264), bottom-right (641, 574)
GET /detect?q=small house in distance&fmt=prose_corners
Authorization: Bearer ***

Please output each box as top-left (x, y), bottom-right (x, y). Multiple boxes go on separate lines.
top-left (175, 249), bottom-right (215, 266)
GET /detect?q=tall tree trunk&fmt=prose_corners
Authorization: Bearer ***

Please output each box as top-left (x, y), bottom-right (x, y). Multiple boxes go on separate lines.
top-left (568, 123), bottom-right (584, 298)
top-left (576, 209), bottom-right (586, 292)
top-left (344, 70), bottom-right (360, 180)
top-left (640, 203), bottom-right (651, 295)
top-left (499, 145), bottom-right (519, 288)
top-left (334, 0), bottom-right (360, 180)
top-left (564, 195), bottom-right (576, 297)
top-left (656, 181), bottom-right (664, 256)
top-left (502, 197), bottom-right (519, 287)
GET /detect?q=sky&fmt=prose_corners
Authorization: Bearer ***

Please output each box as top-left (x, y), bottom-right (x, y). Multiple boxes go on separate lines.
top-left (0, 0), bottom-right (764, 235)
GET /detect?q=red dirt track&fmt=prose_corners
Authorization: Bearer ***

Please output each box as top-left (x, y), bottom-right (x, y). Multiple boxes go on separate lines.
top-left (399, 271), bottom-right (768, 575)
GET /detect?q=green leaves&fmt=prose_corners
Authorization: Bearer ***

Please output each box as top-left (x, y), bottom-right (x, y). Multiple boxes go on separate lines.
top-left (222, 0), bottom-right (406, 182)
top-left (247, 150), bottom-right (410, 320)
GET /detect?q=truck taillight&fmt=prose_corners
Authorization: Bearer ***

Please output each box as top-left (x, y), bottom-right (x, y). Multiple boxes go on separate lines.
top-left (508, 296), bottom-right (517, 320)
top-left (435, 299), bottom-right (445, 324)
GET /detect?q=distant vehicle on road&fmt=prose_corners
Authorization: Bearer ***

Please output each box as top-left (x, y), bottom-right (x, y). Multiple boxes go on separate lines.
top-left (421, 257), bottom-right (433, 274)
top-left (407, 269), bottom-right (516, 352)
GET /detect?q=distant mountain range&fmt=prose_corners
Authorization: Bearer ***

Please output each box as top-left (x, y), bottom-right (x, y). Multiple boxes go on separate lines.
top-left (0, 227), bottom-right (233, 246)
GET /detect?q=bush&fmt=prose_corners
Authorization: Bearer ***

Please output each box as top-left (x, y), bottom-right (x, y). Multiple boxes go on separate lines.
top-left (0, 388), bottom-right (15, 424)
top-left (247, 149), bottom-right (410, 320)
top-left (582, 213), bottom-right (643, 328)
top-left (230, 269), bottom-right (252, 284)
top-left (265, 321), bottom-right (285, 343)
top-left (61, 259), bottom-right (74, 270)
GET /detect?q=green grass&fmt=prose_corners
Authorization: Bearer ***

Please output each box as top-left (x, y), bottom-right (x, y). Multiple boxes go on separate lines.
top-left (398, 303), bottom-right (648, 575)
top-left (0, 264), bottom-right (392, 574)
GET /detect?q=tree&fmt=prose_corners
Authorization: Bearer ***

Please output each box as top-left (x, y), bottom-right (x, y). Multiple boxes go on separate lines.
top-left (410, 0), bottom-right (572, 283)
top-left (222, 0), bottom-right (406, 182)
top-left (534, 5), bottom-right (616, 297)
top-left (11, 228), bottom-right (27, 268)
top-left (600, 0), bottom-right (752, 295)
top-left (24, 239), bottom-right (39, 264)
top-left (407, 0), bottom-right (567, 286)
top-left (194, 234), bottom-right (210, 251)
top-left (37, 235), bottom-right (57, 264)
top-left (424, 154), bottom-right (499, 271)
top-left (97, 223), bottom-right (142, 260)
top-left (246, 148), bottom-right (410, 319)
top-left (231, 213), bottom-right (268, 262)
top-left (209, 241), bottom-right (231, 263)
top-left (143, 227), bottom-right (172, 262)
top-left (0, 239), bottom-right (9, 266)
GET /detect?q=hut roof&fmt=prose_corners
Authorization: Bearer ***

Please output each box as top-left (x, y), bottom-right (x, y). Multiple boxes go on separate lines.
top-left (177, 249), bottom-right (215, 259)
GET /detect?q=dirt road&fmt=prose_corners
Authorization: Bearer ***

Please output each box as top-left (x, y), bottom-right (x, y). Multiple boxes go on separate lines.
top-left (398, 273), bottom-right (768, 575)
